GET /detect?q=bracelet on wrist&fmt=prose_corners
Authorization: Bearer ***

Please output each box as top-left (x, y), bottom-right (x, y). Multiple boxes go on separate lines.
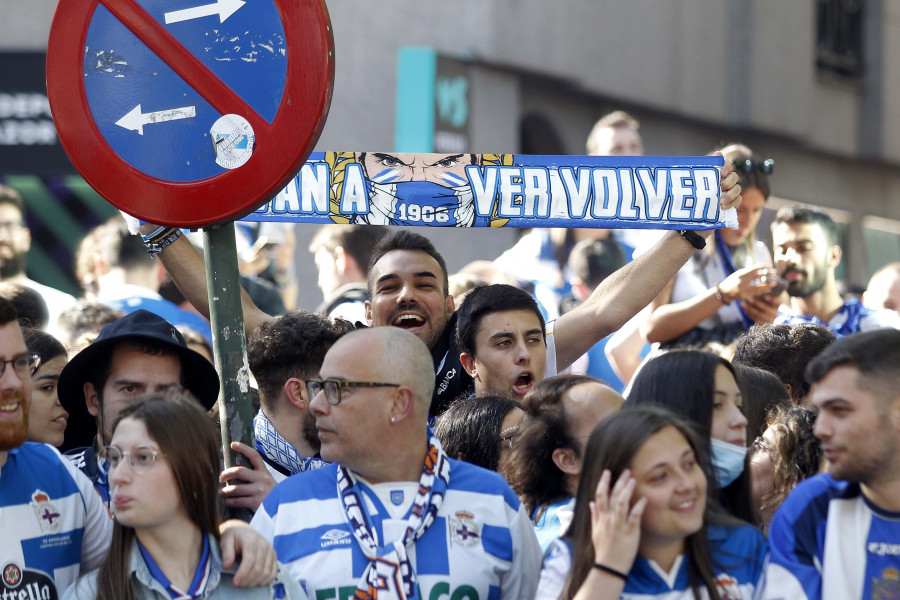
top-left (678, 229), bottom-right (706, 250)
top-left (715, 284), bottom-right (731, 305)
top-left (592, 563), bottom-right (629, 581)
top-left (142, 228), bottom-right (183, 256)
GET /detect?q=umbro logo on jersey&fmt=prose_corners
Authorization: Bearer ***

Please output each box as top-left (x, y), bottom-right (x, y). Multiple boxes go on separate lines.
top-left (320, 529), bottom-right (352, 548)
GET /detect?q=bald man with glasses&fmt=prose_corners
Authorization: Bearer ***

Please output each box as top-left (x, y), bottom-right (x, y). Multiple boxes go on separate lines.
top-left (251, 326), bottom-right (541, 600)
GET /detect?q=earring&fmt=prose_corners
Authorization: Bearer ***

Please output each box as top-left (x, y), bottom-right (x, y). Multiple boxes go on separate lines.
top-left (391, 417), bottom-right (396, 423)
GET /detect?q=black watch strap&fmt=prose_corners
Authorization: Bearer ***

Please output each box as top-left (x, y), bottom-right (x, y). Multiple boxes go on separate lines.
top-left (679, 230), bottom-right (706, 250)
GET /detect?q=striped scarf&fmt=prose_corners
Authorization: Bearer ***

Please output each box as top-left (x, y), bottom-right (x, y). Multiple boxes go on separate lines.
top-left (254, 412), bottom-right (327, 475)
top-left (338, 431), bottom-right (451, 600)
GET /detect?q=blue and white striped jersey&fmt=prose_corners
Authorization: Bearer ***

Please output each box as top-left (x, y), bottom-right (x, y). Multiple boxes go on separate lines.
top-left (766, 473), bottom-right (900, 600)
top-left (537, 525), bottom-right (767, 600)
top-left (1, 442), bottom-right (112, 599)
top-left (251, 460), bottom-right (542, 600)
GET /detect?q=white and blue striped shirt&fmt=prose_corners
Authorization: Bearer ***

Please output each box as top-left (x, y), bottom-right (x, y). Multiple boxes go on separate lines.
top-left (1, 442), bottom-right (112, 598)
top-left (251, 460), bottom-right (541, 600)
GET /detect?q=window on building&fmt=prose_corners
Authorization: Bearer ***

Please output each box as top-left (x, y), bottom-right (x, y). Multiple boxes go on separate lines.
top-left (816, 0), bottom-right (864, 78)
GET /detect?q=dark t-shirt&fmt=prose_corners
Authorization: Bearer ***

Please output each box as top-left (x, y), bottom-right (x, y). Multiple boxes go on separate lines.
top-left (429, 312), bottom-right (472, 416)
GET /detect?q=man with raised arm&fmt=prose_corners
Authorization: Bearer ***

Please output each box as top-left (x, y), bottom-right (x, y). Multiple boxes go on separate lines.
top-left (140, 162), bottom-right (742, 414)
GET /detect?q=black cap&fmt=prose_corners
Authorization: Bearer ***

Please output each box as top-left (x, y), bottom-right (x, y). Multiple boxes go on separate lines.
top-left (57, 310), bottom-right (220, 447)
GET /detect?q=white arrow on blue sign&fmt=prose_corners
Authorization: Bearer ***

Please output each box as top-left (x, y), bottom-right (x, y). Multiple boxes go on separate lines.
top-left (115, 103), bottom-right (197, 135)
top-left (164, 0), bottom-right (246, 25)
top-left (83, 0), bottom-right (287, 182)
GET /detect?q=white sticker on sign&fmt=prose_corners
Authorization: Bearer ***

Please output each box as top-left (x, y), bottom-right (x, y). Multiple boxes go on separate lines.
top-left (210, 114), bottom-right (254, 169)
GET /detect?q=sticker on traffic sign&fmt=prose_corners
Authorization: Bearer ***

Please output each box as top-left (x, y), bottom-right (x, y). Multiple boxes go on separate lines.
top-left (47, 0), bottom-right (334, 228)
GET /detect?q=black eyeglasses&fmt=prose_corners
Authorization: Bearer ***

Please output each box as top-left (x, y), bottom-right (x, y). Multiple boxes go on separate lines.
top-left (732, 158), bottom-right (774, 175)
top-left (0, 353), bottom-right (41, 379)
top-left (306, 379), bottom-right (400, 406)
top-left (100, 445), bottom-right (166, 475)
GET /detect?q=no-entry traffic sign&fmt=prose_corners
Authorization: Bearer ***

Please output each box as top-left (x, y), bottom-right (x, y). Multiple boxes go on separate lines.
top-left (47, 0), bottom-right (334, 228)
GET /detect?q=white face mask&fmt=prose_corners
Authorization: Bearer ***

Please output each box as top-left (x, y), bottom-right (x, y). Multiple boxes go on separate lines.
top-left (710, 438), bottom-right (748, 488)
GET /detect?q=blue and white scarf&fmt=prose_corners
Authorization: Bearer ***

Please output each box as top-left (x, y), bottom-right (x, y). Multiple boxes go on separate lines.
top-left (254, 412), bottom-right (327, 475)
top-left (338, 431), bottom-right (451, 600)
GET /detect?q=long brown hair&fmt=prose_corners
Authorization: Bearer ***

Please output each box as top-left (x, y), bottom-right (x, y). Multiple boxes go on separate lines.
top-left (560, 407), bottom-right (737, 600)
top-left (93, 392), bottom-right (223, 600)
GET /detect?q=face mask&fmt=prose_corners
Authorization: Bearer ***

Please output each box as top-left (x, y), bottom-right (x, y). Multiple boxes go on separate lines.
top-left (710, 438), bottom-right (747, 488)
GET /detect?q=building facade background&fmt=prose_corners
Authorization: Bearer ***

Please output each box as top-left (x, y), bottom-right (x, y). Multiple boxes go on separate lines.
top-left (2, 0), bottom-right (898, 308)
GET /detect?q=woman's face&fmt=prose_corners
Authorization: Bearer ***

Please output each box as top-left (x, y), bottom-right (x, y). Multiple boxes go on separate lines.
top-left (497, 407), bottom-right (525, 471)
top-left (710, 364), bottom-right (747, 446)
top-left (27, 355), bottom-right (68, 447)
top-left (108, 417), bottom-right (188, 532)
top-left (631, 426), bottom-right (707, 549)
top-left (718, 186), bottom-right (766, 247)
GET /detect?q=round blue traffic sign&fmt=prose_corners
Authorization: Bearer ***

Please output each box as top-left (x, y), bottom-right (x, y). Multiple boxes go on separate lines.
top-left (48, 0), bottom-right (334, 227)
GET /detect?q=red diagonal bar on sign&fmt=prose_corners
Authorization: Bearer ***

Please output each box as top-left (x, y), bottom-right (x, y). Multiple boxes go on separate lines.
top-left (99, 0), bottom-right (270, 134)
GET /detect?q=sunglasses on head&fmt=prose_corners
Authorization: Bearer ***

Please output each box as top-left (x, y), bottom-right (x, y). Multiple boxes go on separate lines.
top-left (733, 158), bottom-right (774, 175)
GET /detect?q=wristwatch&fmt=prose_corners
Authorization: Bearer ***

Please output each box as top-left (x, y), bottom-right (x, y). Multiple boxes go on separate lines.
top-left (678, 230), bottom-right (706, 250)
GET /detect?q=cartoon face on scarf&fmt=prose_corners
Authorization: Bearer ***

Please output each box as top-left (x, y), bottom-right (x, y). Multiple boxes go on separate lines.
top-left (357, 152), bottom-right (479, 227)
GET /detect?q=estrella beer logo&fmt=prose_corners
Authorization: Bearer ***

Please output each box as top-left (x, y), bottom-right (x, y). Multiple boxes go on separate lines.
top-left (2, 563), bottom-right (57, 600)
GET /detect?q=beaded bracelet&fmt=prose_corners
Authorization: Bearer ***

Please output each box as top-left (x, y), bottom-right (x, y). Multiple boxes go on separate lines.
top-left (142, 227), bottom-right (183, 256)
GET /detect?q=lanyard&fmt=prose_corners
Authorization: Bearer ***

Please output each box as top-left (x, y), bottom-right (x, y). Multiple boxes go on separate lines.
top-left (138, 533), bottom-right (211, 600)
top-left (714, 232), bottom-right (753, 329)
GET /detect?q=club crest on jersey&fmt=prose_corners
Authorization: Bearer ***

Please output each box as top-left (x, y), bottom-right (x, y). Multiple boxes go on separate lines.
top-left (715, 573), bottom-right (741, 600)
top-left (390, 490), bottom-right (404, 506)
top-left (874, 566), bottom-right (900, 598)
top-left (449, 510), bottom-right (479, 548)
top-left (31, 489), bottom-right (62, 534)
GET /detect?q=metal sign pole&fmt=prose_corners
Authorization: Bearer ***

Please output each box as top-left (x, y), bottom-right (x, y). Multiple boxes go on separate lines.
top-left (203, 222), bottom-right (254, 466)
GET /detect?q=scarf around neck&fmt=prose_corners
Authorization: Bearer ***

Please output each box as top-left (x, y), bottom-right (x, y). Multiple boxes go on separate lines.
top-left (337, 430), bottom-right (451, 600)
top-left (254, 411), bottom-right (327, 475)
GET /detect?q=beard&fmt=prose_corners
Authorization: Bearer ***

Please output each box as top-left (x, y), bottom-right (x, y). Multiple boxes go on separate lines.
top-left (300, 412), bottom-right (320, 453)
top-left (0, 251), bottom-right (26, 279)
top-left (0, 391), bottom-right (29, 451)
top-left (784, 266), bottom-right (828, 298)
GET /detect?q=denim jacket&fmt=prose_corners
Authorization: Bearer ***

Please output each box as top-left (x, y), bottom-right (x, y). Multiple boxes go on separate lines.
top-left (62, 533), bottom-right (306, 600)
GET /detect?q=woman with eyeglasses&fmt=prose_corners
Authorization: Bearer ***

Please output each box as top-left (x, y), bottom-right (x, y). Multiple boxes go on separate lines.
top-left (434, 394), bottom-right (524, 472)
top-left (750, 404), bottom-right (823, 533)
top-left (640, 143), bottom-right (783, 349)
top-left (536, 406), bottom-right (767, 600)
top-left (23, 328), bottom-right (70, 449)
top-left (63, 392), bottom-right (305, 600)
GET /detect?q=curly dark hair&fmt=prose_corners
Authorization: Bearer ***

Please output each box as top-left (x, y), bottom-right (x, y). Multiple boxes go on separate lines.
top-left (247, 311), bottom-right (353, 412)
top-left (733, 323), bottom-right (836, 403)
top-left (759, 404), bottom-right (823, 516)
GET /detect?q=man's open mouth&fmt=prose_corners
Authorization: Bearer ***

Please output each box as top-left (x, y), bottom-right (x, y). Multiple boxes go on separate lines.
top-left (513, 372), bottom-right (534, 394)
top-left (392, 313), bottom-right (426, 329)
